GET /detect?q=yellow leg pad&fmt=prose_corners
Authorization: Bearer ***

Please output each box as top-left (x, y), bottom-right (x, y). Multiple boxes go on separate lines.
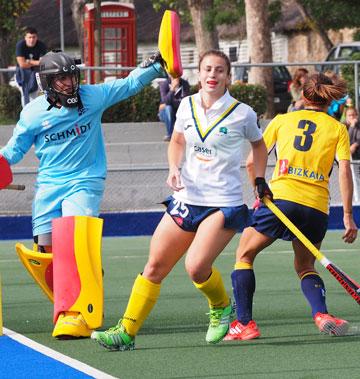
top-left (52, 216), bottom-right (103, 329)
top-left (15, 243), bottom-right (54, 302)
top-left (193, 267), bottom-right (229, 308)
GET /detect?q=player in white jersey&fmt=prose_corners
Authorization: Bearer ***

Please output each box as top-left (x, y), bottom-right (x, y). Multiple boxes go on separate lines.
top-left (0, 43), bottom-right (180, 339)
top-left (91, 50), bottom-right (271, 351)
top-left (172, 89), bottom-right (261, 206)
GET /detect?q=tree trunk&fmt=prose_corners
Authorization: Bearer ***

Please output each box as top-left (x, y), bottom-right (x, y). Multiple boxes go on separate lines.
top-left (245, 0), bottom-right (274, 118)
top-left (187, 0), bottom-right (219, 56)
top-left (93, 0), bottom-right (102, 83)
top-left (294, 0), bottom-right (333, 51)
top-left (0, 30), bottom-right (16, 85)
top-left (71, 0), bottom-right (86, 61)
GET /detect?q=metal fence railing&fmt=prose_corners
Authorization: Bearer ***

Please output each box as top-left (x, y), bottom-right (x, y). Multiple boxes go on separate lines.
top-left (0, 161), bottom-right (353, 216)
top-left (1, 62), bottom-right (360, 215)
top-left (1, 60), bottom-right (360, 109)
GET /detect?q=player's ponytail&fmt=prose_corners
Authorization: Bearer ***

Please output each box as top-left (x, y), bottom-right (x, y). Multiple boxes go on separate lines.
top-left (302, 73), bottom-right (347, 106)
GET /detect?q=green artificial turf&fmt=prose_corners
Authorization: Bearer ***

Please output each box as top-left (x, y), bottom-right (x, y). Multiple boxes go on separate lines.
top-left (1, 233), bottom-right (360, 379)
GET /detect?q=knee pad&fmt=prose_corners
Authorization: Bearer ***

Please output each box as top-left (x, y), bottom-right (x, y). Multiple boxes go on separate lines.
top-left (52, 216), bottom-right (103, 329)
top-left (15, 243), bottom-right (53, 302)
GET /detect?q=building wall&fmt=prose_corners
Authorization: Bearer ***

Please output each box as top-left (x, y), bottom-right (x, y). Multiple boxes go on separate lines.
top-left (138, 26), bottom-right (357, 82)
top-left (287, 28), bottom-right (357, 74)
top-left (138, 33), bottom-right (289, 85)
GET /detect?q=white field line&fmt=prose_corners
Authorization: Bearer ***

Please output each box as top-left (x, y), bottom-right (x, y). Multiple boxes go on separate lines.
top-left (106, 247), bottom-right (360, 259)
top-left (0, 248), bottom-right (358, 263)
top-left (3, 327), bottom-right (118, 379)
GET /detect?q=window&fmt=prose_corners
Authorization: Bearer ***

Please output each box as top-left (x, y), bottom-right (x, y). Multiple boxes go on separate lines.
top-left (229, 47), bottom-right (238, 62)
top-left (339, 46), bottom-right (360, 59)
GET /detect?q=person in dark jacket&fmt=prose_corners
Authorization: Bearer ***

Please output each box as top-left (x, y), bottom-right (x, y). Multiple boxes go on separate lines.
top-left (158, 74), bottom-right (190, 141)
top-left (15, 27), bottom-right (47, 107)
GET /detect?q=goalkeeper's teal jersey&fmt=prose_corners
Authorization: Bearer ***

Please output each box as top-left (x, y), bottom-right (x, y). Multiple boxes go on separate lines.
top-left (1, 64), bottom-right (161, 185)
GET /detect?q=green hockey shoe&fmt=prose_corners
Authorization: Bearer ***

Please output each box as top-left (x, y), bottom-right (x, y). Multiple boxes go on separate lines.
top-left (205, 301), bottom-right (234, 344)
top-left (91, 321), bottom-right (135, 351)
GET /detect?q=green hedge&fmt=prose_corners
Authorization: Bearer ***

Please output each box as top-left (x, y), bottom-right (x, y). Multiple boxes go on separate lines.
top-left (190, 83), bottom-right (267, 116)
top-left (341, 52), bottom-right (360, 102)
top-left (102, 85), bottom-right (161, 122)
top-left (0, 85), bottom-right (21, 122)
top-left (102, 82), bottom-right (267, 122)
top-left (0, 81), bottom-right (267, 125)
top-left (230, 83), bottom-right (267, 116)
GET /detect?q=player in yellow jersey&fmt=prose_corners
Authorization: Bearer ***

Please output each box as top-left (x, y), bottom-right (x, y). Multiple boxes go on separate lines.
top-left (225, 73), bottom-right (358, 341)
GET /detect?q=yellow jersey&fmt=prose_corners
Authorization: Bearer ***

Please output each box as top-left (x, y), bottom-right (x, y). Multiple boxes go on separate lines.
top-left (264, 110), bottom-right (350, 214)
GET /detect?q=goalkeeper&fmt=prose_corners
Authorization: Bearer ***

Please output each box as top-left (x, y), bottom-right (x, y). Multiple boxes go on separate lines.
top-left (0, 19), bottom-right (182, 339)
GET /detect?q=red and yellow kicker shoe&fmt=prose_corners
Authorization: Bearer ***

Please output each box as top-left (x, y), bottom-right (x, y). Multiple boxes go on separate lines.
top-left (52, 311), bottom-right (92, 339)
top-left (314, 312), bottom-right (349, 336)
top-left (224, 319), bottom-right (260, 341)
top-left (158, 10), bottom-right (182, 78)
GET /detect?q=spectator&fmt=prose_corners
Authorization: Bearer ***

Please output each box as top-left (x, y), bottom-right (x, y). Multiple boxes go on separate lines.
top-left (15, 27), bottom-right (47, 107)
top-left (287, 68), bottom-right (308, 112)
top-left (340, 97), bottom-right (354, 124)
top-left (345, 107), bottom-right (360, 202)
top-left (324, 70), bottom-right (348, 120)
top-left (158, 74), bottom-right (190, 141)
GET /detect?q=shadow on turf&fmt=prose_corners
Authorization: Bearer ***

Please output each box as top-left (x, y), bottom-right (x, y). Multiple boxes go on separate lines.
top-left (92, 333), bottom-right (360, 354)
top-left (222, 335), bottom-right (360, 347)
top-left (9, 315), bottom-right (360, 347)
top-left (160, 365), bottom-right (360, 378)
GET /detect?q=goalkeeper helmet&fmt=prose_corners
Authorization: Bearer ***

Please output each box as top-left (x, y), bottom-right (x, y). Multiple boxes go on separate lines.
top-left (37, 51), bottom-right (81, 109)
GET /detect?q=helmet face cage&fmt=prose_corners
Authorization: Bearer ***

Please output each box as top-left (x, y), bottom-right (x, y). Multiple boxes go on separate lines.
top-left (49, 71), bottom-right (80, 95)
top-left (38, 52), bottom-right (81, 108)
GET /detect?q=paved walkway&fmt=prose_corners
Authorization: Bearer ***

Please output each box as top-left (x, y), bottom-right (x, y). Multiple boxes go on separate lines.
top-left (0, 121), bottom-right (343, 214)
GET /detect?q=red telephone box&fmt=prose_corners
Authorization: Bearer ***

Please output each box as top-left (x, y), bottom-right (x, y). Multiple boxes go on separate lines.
top-left (83, 2), bottom-right (136, 83)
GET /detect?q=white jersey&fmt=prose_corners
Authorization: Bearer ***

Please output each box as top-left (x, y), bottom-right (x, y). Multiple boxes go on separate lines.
top-left (173, 90), bottom-right (262, 206)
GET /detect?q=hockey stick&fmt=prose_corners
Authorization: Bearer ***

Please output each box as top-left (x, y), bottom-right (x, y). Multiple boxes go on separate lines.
top-left (5, 184), bottom-right (25, 190)
top-left (263, 197), bottom-right (360, 305)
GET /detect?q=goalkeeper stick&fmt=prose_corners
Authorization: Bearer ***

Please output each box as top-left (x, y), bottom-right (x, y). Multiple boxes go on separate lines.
top-left (5, 184), bottom-right (25, 191)
top-left (263, 197), bottom-right (360, 305)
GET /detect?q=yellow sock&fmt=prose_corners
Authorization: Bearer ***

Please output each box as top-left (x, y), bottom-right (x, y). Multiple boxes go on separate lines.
top-left (121, 274), bottom-right (161, 337)
top-left (193, 267), bottom-right (229, 308)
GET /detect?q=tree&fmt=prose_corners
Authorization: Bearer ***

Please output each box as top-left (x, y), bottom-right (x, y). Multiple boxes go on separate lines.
top-left (294, 0), bottom-right (360, 50)
top-left (71, 0), bottom-right (101, 82)
top-left (298, 0), bottom-right (360, 31)
top-left (187, 0), bottom-right (219, 54)
top-left (294, 0), bottom-right (333, 50)
top-left (245, 0), bottom-right (274, 117)
top-left (0, 0), bottom-right (31, 85)
top-left (71, 0), bottom-right (86, 60)
top-left (93, 0), bottom-right (102, 83)
top-left (152, 0), bottom-right (219, 54)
